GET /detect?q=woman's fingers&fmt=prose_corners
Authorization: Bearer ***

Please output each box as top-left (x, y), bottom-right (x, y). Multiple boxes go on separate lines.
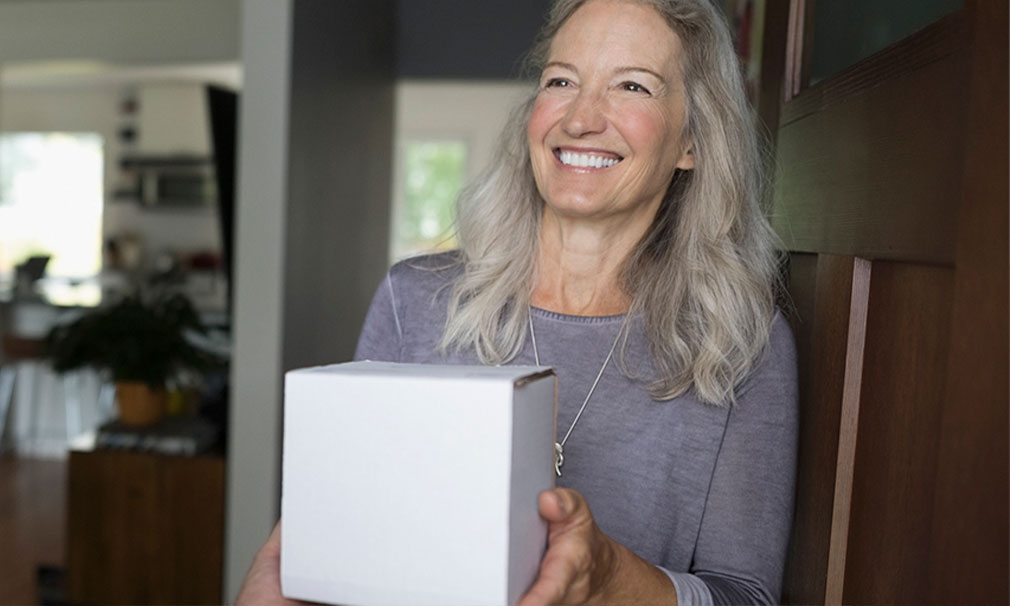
top-left (235, 521), bottom-right (308, 606)
top-left (261, 520), bottom-right (283, 556)
top-left (538, 488), bottom-right (569, 521)
top-left (518, 489), bottom-right (608, 605)
top-left (518, 550), bottom-right (577, 605)
top-left (541, 488), bottom-right (592, 533)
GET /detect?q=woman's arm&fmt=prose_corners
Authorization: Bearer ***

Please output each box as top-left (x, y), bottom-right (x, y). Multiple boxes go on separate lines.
top-left (519, 489), bottom-right (678, 606)
top-left (354, 272), bottom-right (404, 362)
top-left (689, 315), bottom-right (799, 604)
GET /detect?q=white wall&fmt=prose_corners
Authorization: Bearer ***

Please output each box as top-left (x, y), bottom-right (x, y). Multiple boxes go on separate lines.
top-left (224, 0), bottom-right (292, 597)
top-left (0, 0), bottom-right (239, 65)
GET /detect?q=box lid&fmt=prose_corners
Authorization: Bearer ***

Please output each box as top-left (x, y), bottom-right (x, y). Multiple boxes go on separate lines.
top-left (290, 360), bottom-right (554, 384)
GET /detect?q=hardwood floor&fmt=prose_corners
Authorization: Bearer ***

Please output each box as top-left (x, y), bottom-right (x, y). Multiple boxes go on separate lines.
top-left (0, 455), bottom-right (65, 606)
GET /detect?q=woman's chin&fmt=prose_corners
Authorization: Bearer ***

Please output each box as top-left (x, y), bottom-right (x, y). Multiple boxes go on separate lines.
top-left (542, 195), bottom-right (658, 227)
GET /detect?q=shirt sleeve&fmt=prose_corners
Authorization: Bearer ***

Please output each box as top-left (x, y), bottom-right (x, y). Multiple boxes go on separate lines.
top-left (659, 567), bottom-right (715, 606)
top-left (353, 272), bottom-right (403, 362)
top-left (691, 314), bottom-right (800, 604)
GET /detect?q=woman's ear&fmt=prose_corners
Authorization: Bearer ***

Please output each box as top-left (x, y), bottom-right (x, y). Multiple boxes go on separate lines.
top-left (675, 145), bottom-right (695, 171)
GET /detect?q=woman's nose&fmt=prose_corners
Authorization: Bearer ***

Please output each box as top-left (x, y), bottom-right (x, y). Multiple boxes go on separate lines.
top-left (561, 90), bottom-right (606, 138)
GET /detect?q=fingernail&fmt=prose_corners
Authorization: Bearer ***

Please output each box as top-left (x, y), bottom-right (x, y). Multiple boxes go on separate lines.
top-left (554, 490), bottom-right (568, 516)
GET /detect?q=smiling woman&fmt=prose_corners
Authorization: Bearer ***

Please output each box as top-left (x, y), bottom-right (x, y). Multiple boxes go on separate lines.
top-left (445, 0), bottom-right (780, 407)
top-left (528, 1), bottom-right (695, 227)
top-left (239, 1), bottom-right (796, 605)
top-left (527, 0), bottom-right (697, 318)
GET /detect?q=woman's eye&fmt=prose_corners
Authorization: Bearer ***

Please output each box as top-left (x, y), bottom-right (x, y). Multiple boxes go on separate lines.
top-left (621, 82), bottom-right (651, 94)
top-left (544, 77), bottom-right (572, 89)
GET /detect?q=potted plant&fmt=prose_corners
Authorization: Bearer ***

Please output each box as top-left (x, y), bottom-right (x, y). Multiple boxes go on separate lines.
top-left (46, 293), bottom-right (221, 426)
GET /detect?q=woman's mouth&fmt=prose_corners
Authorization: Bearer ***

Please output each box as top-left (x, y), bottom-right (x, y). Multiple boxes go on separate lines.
top-left (554, 148), bottom-right (623, 169)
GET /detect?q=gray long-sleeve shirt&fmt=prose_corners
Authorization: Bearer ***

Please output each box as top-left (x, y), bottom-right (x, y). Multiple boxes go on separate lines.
top-left (354, 253), bottom-right (798, 605)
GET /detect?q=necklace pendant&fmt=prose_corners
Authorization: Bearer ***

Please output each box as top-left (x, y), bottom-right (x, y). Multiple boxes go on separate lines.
top-left (554, 442), bottom-right (564, 477)
top-left (530, 309), bottom-right (619, 481)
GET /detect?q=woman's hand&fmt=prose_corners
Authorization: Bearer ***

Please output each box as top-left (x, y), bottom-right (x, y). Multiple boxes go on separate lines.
top-left (235, 521), bottom-right (310, 606)
top-left (518, 488), bottom-right (619, 605)
top-left (519, 488), bottom-right (677, 606)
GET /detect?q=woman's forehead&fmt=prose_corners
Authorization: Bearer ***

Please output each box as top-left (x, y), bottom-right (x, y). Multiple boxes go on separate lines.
top-left (547, 0), bottom-right (683, 78)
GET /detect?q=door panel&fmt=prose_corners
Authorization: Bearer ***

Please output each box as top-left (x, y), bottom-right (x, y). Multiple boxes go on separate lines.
top-left (843, 262), bottom-right (954, 604)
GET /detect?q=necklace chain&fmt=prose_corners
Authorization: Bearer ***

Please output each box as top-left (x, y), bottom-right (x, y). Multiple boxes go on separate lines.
top-left (528, 309), bottom-right (621, 477)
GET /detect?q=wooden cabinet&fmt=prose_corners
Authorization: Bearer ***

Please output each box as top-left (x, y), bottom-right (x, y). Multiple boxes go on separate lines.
top-left (67, 448), bottom-right (225, 605)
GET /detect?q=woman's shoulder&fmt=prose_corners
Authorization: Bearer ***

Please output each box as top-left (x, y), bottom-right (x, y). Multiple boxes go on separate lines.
top-left (386, 250), bottom-right (463, 303)
top-left (390, 250), bottom-right (462, 274)
top-left (751, 310), bottom-right (797, 380)
top-left (768, 310), bottom-right (796, 359)
top-left (733, 309), bottom-right (798, 407)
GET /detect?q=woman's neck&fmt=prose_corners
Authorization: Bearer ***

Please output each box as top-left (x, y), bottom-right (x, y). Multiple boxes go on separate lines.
top-left (532, 209), bottom-right (649, 316)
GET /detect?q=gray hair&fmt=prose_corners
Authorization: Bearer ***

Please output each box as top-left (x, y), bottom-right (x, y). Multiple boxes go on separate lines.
top-left (440, 0), bottom-right (781, 406)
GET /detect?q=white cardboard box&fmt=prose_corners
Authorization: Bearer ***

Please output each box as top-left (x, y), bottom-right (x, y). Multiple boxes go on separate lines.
top-left (281, 361), bottom-right (557, 606)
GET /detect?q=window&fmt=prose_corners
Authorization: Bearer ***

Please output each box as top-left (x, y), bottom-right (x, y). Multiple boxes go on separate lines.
top-left (391, 140), bottom-right (466, 261)
top-left (809, 0), bottom-right (962, 85)
top-left (0, 132), bottom-right (104, 304)
top-left (390, 82), bottom-right (530, 264)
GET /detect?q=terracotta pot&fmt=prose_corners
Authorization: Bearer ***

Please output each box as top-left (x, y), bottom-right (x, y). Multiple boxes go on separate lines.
top-left (116, 381), bottom-right (167, 426)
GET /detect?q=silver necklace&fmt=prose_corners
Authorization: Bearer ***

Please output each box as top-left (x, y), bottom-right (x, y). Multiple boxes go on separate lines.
top-left (528, 309), bottom-right (621, 477)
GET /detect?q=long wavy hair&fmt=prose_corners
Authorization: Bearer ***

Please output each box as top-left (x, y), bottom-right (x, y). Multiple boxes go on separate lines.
top-left (440, 0), bottom-right (781, 406)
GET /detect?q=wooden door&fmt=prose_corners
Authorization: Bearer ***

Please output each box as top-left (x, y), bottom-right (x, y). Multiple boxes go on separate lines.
top-left (754, 0), bottom-right (1008, 603)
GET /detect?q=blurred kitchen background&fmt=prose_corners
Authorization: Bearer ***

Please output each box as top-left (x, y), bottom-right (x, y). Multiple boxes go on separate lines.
top-left (0, 1), bottom-right (553, 604)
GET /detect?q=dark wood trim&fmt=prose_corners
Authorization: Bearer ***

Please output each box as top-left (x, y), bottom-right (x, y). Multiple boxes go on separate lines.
top-left (779, 253), bottom-right (822, 605)
top-left (755, 0), bottom-right (791, 138)
top-left (781, 254), bottom-right (856, 605)
top-left (823, 256), bottom-right (869, 604)
top-left (781, 11), bottom-right (968, 126)
top-left (783, 0), bottom-right (806, 101)
top-left (798, 0), bottom-right (815, 93)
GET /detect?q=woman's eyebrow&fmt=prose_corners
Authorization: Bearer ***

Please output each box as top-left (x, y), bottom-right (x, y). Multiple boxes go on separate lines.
top-left (614, 66), bottom-right (666, 84)
top-left (543, 61), bottom-right (666, 85)
top-left (543, 60), bottom-right (578, 72)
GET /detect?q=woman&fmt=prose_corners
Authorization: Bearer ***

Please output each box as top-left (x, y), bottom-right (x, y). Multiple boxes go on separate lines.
top-left (238, 0), bottom-right (797, 604)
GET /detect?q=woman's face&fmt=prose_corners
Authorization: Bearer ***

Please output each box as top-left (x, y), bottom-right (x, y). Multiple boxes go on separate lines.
top-left (528, 0), bottom-right (694, 225)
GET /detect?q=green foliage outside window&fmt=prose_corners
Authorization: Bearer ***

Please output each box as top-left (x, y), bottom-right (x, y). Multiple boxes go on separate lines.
top-left (396, 140), bottom-right (466, 259)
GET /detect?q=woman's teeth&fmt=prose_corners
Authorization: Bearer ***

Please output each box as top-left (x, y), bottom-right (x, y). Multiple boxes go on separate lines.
top-left (558, 150), bottom-right (620, 168)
